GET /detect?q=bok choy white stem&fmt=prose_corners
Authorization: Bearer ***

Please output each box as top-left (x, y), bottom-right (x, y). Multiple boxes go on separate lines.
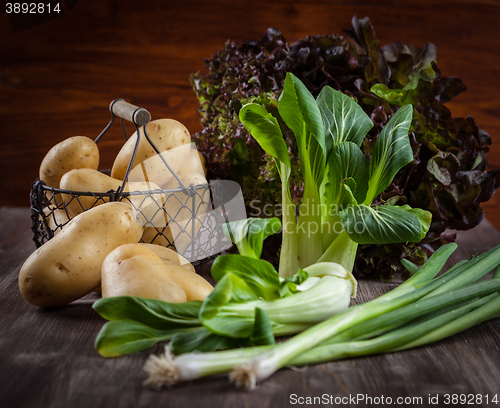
top-left (239, 73), bottom-right (430, 278)
top-left (142, 245), bottom-right (500, 388)
top-left (228, 244), bottom-right (500, 388)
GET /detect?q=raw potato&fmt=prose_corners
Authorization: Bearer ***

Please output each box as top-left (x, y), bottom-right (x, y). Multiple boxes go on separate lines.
top-left (101, 244), bottom-right (187, 303)
top-left (141, 225), bottom-right (174, 248)
top-left (163, 172), bottom-right (210, 255)
top-left (140, 172), bottom-right (210, 256)
top-left (141, 217), bottom-right (204, 257)
top-left (175, 148), bottom-right (207, 179)
top-left (43, 207), bottom-right (75, 236)
top-left (60, 168), bottom-right (166, 226)
top-left (162, 260), bottom-right (213, 301)
top-left (19, 202), bottom-right (143, 308)
top-left (163, 172), bottom-right (210, 223)
top-left (168, 217), bottom-right (205, 256)
top-left (111, 119), bottom-right (191, 186)
top-left (139, 204), bottom-right (175, 249)
top-left (140, 243), bottom-right (195, 272)
top-left (39, 136), bottom-right (99, 188)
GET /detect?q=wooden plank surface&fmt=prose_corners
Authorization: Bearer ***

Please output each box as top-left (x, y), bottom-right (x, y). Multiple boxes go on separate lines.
top-left (1, 207), bottom-right (500, 408)
top-left (1, 0), bottom-right (500, 231)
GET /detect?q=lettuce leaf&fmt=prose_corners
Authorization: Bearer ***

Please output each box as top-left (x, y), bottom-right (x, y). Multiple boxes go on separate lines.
top-left (190, 17), bottom-right (500, 280)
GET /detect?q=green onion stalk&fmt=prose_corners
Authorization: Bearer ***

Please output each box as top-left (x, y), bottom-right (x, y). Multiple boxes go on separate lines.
top-left (142, 244), bottom-right (500, 389)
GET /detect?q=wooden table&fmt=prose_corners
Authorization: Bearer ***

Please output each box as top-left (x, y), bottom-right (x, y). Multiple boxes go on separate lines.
top-left (1, 206), bottom-right (500, 408)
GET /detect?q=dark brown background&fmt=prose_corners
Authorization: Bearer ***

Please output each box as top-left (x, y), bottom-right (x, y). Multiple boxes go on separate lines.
top-left (1, 0), bottom-right (499, 230)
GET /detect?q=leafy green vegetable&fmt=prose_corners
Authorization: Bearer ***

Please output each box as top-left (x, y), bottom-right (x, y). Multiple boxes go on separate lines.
top-left (222, 218), bottom-right (281, 262)
top-left (169, 327), bottom-right (246, 355)
top-left (340, 204), bottom-right (432, 245)
top-left (93, 296), bottom-right (201, 330)
top-left (236, 105), bottom-right (291, 168)
top-left (142, 244), bottom-right (500, 389)
top-left (327, 142), bottom-right (369, 209)
top-left (238, 103), bottom-right (300, 275)
top-left (363, 104), bottom-right (413, 204)
top-left (240, 73), bottom-right (430, 278)
top-left (190, 18), bottom-right (500, 280)
top-left (95, 320), bottom-right (198, 358)
top-left (316, 85), bottom-right (373, 150)
top-left (211, 255), bottom-right (280, 300)
top-left (200, 273), bottom-right (260, 338)
top-left (277, 269), bottom-right (309, 298)
top-left (93, 230), bottom-right (356, 357)
top-left (279, 73), bottom-right (326, 267)
top-left (249, 308), bottom-right (276, 346)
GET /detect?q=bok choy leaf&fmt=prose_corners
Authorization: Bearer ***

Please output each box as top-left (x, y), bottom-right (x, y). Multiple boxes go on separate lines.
top-left (339, 204), bottom-right (432, 245)
top-left (240, 73), bottom-right (429, 277)
top-left (239, 103), bottom-right (300, 277)
top-left (278, 73), bottom-right (326, 268)
top-left (222, 217), bottom-right (281, 261)
top-left (316, 85), bottom-right (373, 150)
top-left (364, 104), bottom-right (414, 204)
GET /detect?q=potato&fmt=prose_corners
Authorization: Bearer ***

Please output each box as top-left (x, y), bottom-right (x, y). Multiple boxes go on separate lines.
top-left (88, 243), bottom-right (194, 294)
top-left (101, 244), bottom-right (187, 303)
top-left (140, 243), bottom-right (195, 272)
top-left (163, 172), bottom-right (210, 253)
top-left (60, 168), bottom-right (166, 226)
top-left (168, 217), bottom-right (205, 256)
top-left (141, 225), bottom-right (173, 248)
top-left (175, 148), bottom-right (207, 179)
top-left (162, 260), bottom-right (213, 301)
top-left (42, 207), bottom-right (75, 236)
top-left (111, 119), bottom-right (191, 186)
top-left (137, 172), bottom-right (210, 257)
top-left (141, 216), bottom-right (205, 258)
top-left (163, 172), bottom-right (210, 223)
top-left (19, 202), bottom-right (143, 308)
top-left (39, 136), bottom-right (99, 189)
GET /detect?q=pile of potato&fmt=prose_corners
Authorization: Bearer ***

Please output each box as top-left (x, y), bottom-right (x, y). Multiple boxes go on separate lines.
top-left (19, 119), bottom-right (214, 308)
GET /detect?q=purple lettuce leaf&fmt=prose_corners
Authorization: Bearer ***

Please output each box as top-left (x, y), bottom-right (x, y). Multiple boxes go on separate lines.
top-left (189, 16), bottom-right (499, 281)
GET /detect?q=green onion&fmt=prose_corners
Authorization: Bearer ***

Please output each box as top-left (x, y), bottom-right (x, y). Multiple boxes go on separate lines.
top-left (229, 274), bottom-right (500, 388)
top-left (142, 246), bottom-right (500, 388)
top-left (143, 290), bottom-right (500, 389)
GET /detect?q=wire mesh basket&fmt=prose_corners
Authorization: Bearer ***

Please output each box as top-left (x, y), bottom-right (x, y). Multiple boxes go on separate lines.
top-left (30, 99), bottom-right (234, 266)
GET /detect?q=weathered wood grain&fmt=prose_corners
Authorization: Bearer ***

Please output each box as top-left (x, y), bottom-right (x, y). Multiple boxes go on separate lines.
top-left (0, 0), bottom-right (500, 230)
top-left (1, 207), bottom-right (500, 408)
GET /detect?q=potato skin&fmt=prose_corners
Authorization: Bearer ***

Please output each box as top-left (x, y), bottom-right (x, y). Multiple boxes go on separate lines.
top-left (163, 172), bottom-right (210, 223)
top-left (39, 136), bottom-right (99, 188)
top-left (140, 243), bottom-right (195, 272)
top-left (162, 260), bottom-right (213, 301)
top-left (101, 244), bottom-right (187, 303)
top-left (43, 207), bottom-right (74, 236)
top-left (141, 225), bottom-right (173, 248)
top-left (160, 172), bottom-right (210, 254)
top-left (19, 202), bottom-right (143, 308)
top-left (141, 218), bottom-right (204, 257)
top-left (175, 149), bottom-right (207, 179)
top-left (111, 119), bottom-right (191, 186)
top-left (59, 168), bottom-right (165, 223)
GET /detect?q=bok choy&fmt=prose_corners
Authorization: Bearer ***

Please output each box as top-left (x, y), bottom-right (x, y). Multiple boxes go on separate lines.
top-left (238, 72), bottom-right (431, 278)
top-left (142, 243), bottom-right (500, 389)
top-left (93, 217), bottom-right (356, 357)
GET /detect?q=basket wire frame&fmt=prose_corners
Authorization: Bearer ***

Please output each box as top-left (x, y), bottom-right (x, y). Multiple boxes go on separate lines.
top-left (30, 99), bottom-right (230, 266)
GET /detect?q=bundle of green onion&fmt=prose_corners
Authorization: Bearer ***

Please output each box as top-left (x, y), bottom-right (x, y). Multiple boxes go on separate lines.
top-left (143, 243), bottom-right (500, 389)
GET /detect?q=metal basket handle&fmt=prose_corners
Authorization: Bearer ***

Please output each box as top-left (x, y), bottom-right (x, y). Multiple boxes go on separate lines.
top-left (94, 98), bottom-right (189, 193)
top-left (110, 99), bottom-right (151, 127)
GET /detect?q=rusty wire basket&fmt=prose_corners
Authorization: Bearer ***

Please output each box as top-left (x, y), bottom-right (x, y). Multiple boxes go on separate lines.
top-left (30, 99), bottom-right (234, 266)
